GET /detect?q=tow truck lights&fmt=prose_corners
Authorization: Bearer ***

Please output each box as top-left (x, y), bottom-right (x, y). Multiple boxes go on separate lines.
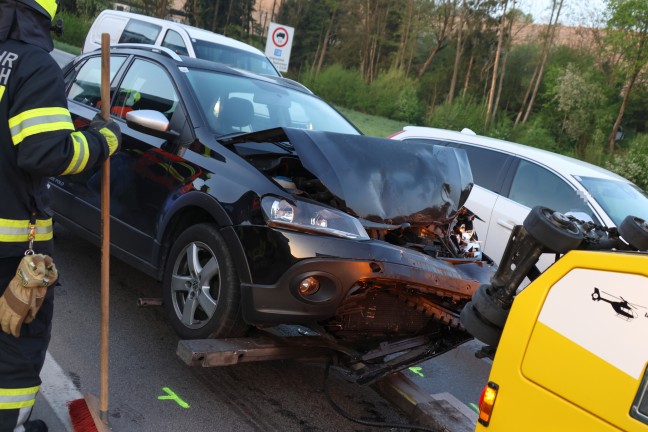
top-left (478, 381), bottom-right (499, 426)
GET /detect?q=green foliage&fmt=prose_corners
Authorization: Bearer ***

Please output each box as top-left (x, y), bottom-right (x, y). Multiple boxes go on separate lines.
top-left (424, 98), bottom-right (488, 134)
top-left (73, 0), bottom-right (111, 18)
top-left (368, 69), bottom-right (422, 123)
top-left (604, 133), bottom-right (648, 190)
top-left (301, 65), bottom-right (369, 111)
top-left (55, 12), bottom-right (93, 48)
top-left (509, 118), bottom-right (561, 152)
top-left (549, 63), bottom-right (606, 158)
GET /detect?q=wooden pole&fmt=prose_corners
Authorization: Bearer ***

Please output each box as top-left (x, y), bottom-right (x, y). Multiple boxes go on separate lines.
top-left (99, 32), bottom-right (111, 425)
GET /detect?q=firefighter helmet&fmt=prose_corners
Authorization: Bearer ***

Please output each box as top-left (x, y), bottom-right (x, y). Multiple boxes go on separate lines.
top-left (16, 0), bottom-right (59, 21)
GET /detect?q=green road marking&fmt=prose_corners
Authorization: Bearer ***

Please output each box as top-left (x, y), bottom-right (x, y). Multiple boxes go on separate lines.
top-left (158, 387), bottom-right (190, 408)
top-left (408, 366), bottom-right (425, 377)
top-left (470, 402), bottom-right (479, 413)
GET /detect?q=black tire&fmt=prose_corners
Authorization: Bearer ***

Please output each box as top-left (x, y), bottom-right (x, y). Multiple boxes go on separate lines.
top-left (523, 206), bottom-right (583, 254)
top-left (460, 302), bottom-right (502, 347)
top-left (619, 216), bottom-right (648, 251)
top-left (163, 223), bottom-right (249, 339)
top-left (470, 284), bottom-right (510, 328)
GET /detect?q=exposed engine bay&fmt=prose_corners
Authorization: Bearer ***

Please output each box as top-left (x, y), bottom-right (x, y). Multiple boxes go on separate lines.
top-left (220, 128), bottom-right (493, 382)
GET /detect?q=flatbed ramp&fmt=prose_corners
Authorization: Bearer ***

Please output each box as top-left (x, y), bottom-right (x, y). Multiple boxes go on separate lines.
top-left (178, 335), bottom-right (477, 432)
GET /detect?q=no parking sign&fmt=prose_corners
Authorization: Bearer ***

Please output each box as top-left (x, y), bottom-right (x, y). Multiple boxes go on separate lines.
top-left (264, 22), bottom-right (294, 73)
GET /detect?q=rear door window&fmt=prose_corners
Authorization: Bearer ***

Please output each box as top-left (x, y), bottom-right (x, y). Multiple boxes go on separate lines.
top-left (119, 19), bottom-right (161, 44)
top-left (457, 145), bottom-right (513, 194)
top-left (161, 29), bottom-right (188, 56)
top-left (508, 159), bottom-right (593, 217)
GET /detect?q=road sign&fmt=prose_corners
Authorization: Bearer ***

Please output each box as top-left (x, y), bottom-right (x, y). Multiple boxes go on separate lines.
top-left (265, 22), bottom-right (294, 73)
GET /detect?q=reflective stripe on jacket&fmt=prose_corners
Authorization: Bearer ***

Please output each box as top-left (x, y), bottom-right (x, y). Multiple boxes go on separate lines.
top-left (0, 386), bottom-right (39, 410)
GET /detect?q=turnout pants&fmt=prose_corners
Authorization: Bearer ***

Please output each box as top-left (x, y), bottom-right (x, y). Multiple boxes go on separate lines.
top-left (0, 257), bottom-right (53, 432)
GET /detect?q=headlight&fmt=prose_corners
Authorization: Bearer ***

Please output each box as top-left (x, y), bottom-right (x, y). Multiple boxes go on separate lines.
top-left (262, 196), bottom-right (369, 240)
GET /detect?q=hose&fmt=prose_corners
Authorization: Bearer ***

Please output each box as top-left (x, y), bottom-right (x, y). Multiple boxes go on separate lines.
top-left (323, 361), bottom-right (442, 432)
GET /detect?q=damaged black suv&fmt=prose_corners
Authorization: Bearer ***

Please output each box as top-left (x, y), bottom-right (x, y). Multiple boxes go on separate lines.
top-left (52, 46), bottom-right (495, 382)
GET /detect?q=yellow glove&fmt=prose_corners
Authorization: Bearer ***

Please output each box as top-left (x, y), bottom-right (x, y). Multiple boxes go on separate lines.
top-left (89, 113), bottom-right (121, 156)
top-left (0, 254), bottom-right (58, 337)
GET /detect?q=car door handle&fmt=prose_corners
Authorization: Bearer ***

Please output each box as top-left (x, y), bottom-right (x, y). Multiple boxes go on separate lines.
top-left (497, 220), bottom-right (515, 230)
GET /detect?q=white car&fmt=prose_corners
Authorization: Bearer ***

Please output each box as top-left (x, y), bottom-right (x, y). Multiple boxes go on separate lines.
top-left (84, 10), bottom-right (280, 77)
top-left (390, 126), bottom-right (648, 270)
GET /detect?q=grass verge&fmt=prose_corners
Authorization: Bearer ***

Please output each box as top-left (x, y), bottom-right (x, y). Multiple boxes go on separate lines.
top-left (336, 106), bottom-right (409, 138)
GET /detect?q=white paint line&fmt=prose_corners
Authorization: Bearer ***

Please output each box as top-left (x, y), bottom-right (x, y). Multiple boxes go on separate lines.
top-left (39, 351), bottom-right (83, 432)
top-left (431, 392), bottom-right (479, 424)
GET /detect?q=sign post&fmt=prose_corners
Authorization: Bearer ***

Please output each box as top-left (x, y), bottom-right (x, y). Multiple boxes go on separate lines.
top-left (264, 22), bottom-right (294, 73)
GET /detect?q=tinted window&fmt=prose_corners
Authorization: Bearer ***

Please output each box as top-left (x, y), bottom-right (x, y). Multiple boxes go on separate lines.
top-left (118, 19), bottom-right (161, 44)
top-left (161, 30), bottom-right (188, 56)
top-left (508, 160), bottom-right (592, 217)
top-left (68, 56), bottom-right (126, 109)
top-left (113, 59), bottom-right (179, 120)
top-left (458, 145), bottom-right (511, 193)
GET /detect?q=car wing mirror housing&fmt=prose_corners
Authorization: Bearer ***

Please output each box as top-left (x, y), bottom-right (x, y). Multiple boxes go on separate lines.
top-left (125, 109), bottom-right (179, 141)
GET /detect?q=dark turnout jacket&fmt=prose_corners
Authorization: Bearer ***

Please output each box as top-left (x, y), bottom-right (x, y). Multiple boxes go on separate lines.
top-left (0, 38), bottom-right (109, 257)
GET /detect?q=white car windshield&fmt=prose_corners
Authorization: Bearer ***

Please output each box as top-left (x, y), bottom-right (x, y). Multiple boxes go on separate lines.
top-left (185, 69), bottom-right (360, 137)
top-left (577, 176), bottom-right (648, 226)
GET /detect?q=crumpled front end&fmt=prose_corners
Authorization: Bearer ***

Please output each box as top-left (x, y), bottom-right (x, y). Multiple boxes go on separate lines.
top-left (227, 127), bottom-right (494, 379)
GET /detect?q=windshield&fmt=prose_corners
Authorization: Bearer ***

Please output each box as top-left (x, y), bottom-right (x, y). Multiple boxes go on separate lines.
top-left (192, 39), bottom-right (280, 77)
top-left (577, 176), bottom-right (648, 226)
top-left (185, 69), bottom-right (361, 137)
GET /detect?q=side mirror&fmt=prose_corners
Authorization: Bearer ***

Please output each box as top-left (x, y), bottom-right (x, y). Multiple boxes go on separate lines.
top-left (125, 110), bottom-right (179, 140)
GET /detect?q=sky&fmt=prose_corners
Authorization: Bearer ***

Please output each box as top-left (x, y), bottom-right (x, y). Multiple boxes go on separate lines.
top-left (516, 0), bottom-right (607, 26)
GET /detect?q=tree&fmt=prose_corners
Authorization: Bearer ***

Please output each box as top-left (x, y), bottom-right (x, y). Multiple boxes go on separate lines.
top-left (605, 0), bottom-right (648, 151)
top-left (416, 0), bottom-right (457, 78)
top-left (485, 0), bottom-right (509, 127)
top-left (138, 0), bottom-right (173, 18)
top-left (551, 63), bottom-right (605, 158)
top-left (515, 0), bottom-right (564, 126)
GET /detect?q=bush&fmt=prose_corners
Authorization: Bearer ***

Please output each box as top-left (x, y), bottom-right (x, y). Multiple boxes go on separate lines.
top-left (604, 133), bottom-right (648, 190)
top-left (509, 118), bottom-right (561, 152)
top-left (56, 12), bottom-right (93, 49)
top-left (368, 69), bottom-right (422, 123)
top-left (301, 65), bottom-right (368, 111)
top-left (424, 98), bottom-right (487, 134)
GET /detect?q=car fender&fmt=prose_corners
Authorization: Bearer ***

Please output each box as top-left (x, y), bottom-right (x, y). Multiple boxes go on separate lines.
top-left (154, 191), bottom-right (253, 284)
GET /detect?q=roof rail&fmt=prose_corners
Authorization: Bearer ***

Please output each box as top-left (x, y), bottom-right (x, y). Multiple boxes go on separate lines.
top-left (108, 43), bottom-right (183, 62)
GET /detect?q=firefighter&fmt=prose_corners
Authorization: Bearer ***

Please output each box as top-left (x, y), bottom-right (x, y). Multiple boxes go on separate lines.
top-left (0, 1), bottom-right (121, 431)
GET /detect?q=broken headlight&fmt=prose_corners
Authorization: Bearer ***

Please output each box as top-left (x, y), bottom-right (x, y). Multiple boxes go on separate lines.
top-left (261, 196), bottom-right (369, 240)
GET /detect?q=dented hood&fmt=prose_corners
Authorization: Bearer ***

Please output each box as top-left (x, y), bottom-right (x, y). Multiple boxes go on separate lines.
top-left (283, 128), bottom-right (473, 225)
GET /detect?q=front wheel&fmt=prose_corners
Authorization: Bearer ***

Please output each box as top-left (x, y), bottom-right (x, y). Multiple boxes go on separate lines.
top-left (163, 223), bottom-right (249, 339)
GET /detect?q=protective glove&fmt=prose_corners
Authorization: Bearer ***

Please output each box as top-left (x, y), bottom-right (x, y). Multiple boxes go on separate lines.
top-left (89, 113), bottom-right (121, 157)
top-left (0, 254), bottom-right (58, 337)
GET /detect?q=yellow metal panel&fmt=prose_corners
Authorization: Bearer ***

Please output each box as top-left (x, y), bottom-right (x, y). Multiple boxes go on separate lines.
top-left (476, 251), bottom-right (648, 431)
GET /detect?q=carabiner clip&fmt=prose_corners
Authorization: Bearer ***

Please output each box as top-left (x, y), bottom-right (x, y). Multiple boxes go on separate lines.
top-left (25, 223), bottom-right (35, 256)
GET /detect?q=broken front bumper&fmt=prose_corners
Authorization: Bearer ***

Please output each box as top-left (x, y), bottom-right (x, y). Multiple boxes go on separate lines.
top-left (234, 226), bottom-right (494, 325)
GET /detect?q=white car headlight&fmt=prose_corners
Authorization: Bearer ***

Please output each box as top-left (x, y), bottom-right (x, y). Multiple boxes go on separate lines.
top-left (262, 196), bottom-right (369, 240)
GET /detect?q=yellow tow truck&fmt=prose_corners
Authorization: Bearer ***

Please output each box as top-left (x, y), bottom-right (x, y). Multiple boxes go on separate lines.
top-left (459, 207), bottom-right (648, 432)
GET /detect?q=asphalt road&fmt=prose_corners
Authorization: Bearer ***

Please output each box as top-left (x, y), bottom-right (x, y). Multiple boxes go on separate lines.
top-left (38, 48), bottom-right (491, 432)
top-left (41, 222), bottom-right (418, 432)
